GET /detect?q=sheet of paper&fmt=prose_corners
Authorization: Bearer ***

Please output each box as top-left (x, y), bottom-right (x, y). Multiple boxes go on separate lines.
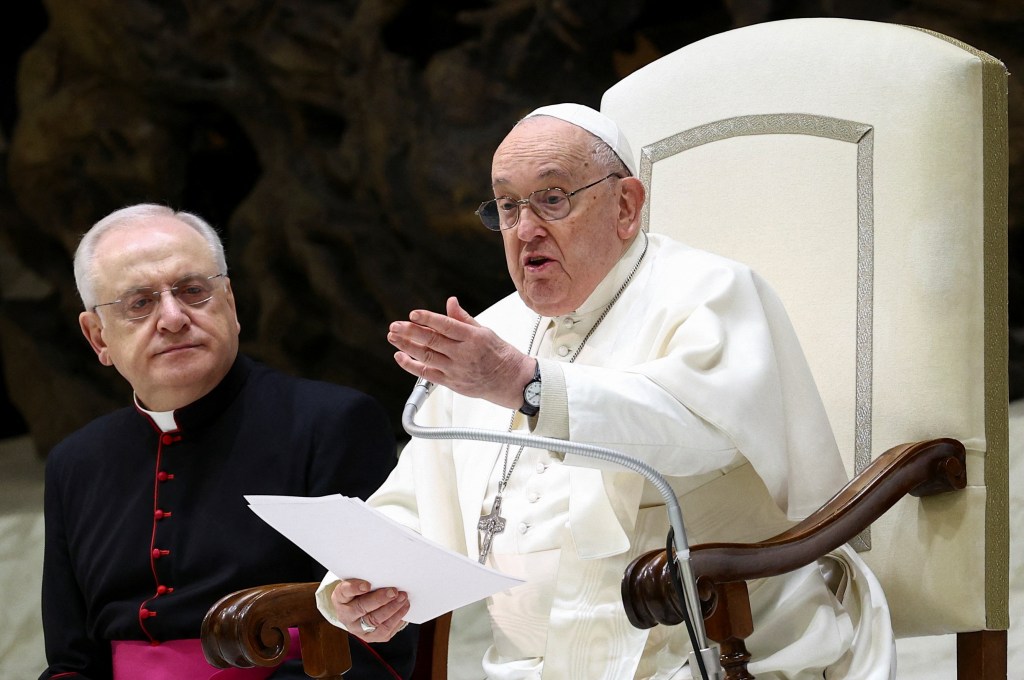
top-left (245, 494), bottom-right (524, 624)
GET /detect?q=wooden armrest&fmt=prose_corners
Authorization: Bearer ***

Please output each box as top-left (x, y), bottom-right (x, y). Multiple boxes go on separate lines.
top-left (621, 437), bottom-right (965, 680)
top-left (622, 437), bottom-right (966, 627)
top-left (201, 581), bottom-right (351, 680)
top-left (203, 582), bottom-right (454, 680)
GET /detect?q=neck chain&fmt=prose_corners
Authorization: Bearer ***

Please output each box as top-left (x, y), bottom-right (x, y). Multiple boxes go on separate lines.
top-left (477, 232), bottom-right (649, 563)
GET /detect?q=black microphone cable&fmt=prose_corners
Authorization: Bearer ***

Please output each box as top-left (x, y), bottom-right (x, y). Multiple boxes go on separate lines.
top-left (667, 526), bottom-right (711, 680)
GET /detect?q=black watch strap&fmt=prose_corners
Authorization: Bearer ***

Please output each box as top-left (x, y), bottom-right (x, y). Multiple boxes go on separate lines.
top-left (519, 361), bottom-right (542, 417)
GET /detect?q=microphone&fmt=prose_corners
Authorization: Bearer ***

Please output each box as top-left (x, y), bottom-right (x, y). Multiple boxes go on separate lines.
top-left (405, 377), bottom-right (435, 412)
top-left (399, 378), bottom-right (721, 680)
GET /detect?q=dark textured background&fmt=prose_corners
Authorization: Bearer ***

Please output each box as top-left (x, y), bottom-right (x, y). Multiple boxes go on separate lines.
top-left (0, 0), bottom-right (1021, 454)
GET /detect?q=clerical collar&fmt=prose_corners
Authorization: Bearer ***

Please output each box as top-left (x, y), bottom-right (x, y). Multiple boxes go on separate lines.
top-left (135, 397), bottom-right (178, 432)
top-left (132, 354), bottom-right (252, 432)
top-left (559, 232), bottom-right (648, 319)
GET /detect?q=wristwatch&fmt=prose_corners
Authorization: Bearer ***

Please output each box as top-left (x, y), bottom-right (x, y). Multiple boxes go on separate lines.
top-left (519, 361), bottom-right (542, 417)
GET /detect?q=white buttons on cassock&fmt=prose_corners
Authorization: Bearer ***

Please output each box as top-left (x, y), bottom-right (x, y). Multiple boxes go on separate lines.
top-left (557, 345), bottom-right (570, 357)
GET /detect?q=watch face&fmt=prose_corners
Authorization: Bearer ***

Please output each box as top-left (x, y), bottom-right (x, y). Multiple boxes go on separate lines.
top-left (525, 380), bottom-right (542, 407)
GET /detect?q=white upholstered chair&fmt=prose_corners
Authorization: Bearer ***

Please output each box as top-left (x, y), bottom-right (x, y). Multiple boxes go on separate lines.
top-left (603, 17), bottom-right (1009, 679)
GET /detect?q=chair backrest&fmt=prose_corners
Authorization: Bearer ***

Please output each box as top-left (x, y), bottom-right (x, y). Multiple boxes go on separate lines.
top-left (601, 17), bottom-right (1008, 641)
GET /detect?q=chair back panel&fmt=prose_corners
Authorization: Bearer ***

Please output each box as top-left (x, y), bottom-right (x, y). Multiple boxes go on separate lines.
top-left (601, 18), bottom-right (1008, 636)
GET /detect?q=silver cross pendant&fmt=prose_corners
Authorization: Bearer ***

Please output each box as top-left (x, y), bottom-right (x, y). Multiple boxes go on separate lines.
top-left (477, 494), bottom-right (507, 564)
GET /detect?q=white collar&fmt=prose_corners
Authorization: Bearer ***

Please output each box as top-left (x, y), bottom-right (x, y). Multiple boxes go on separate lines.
top-left (134, 393), bottom-right (178, 432)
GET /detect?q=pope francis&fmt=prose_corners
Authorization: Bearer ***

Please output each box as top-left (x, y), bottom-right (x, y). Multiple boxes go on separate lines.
top-left (315, 104), bottom-right (896, 680)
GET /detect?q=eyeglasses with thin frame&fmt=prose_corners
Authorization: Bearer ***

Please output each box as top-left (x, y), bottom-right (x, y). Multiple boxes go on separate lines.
top-left (475, 172), bottom-right (620, 231)
top-left (92, 273), bottom-right (226, 321)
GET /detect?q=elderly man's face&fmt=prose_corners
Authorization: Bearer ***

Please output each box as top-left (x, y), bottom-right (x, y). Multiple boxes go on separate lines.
top-left (491, 117), bottom-right (635, 316)
top-left (78, 216), bottom-right (240, 411)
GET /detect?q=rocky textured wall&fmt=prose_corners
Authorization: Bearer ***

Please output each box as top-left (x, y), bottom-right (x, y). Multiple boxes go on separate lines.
top-left (0, 0), bottom-right (1021, 454)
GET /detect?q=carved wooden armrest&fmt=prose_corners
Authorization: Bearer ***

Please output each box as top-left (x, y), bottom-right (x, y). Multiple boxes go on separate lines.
top-left (621, 437), bottom-right (966, 679)
top-left (201, 581), bottom-right (351, 680)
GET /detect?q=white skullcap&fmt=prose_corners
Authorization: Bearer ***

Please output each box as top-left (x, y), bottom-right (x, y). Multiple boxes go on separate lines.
top-left (522, 103), bottom-right (637, 176)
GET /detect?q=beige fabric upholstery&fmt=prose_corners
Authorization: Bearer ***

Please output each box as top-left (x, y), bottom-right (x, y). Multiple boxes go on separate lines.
top-left (601, 17), bottom-right (1008, 638)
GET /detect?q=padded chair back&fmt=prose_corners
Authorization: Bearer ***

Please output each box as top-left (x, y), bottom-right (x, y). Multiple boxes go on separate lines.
top-left (601, 17), bottom-right (1008, 642)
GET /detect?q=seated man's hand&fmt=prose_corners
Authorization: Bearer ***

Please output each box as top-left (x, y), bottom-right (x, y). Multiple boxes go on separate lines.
top-left (330, 578), bottom-right (410, 642)
top-left (388, 296), bottom-right (533, 410)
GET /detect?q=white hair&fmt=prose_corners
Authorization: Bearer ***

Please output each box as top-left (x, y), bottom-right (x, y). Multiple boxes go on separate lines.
top-left (73, 204), bottom-right (228, 309)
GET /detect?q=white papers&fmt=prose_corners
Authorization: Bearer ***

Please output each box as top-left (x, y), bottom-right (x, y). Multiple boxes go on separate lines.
top-left (245, 494), bottom-right (524, 624)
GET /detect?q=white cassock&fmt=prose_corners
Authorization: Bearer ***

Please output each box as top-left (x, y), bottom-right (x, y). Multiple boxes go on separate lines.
top-left (317, 232), bottom-right (895, 679)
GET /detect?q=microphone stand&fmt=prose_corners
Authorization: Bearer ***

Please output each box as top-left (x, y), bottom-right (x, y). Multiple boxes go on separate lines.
top-left (403, 379), bottom-right (722, 680)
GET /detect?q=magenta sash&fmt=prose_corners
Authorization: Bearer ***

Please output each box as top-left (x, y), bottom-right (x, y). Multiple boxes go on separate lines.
top-left (112, 628), bottom-right (301, 679)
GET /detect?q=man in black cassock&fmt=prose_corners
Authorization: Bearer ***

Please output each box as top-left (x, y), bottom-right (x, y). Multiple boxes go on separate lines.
top-left (39, 203), bottom-right (417, 679)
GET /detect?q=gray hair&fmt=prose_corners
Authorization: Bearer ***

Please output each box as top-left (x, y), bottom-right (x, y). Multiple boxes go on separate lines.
top-left (588, 137), bottom-right (632, 177)
top-left (74, 203), bottom-right (228, 309)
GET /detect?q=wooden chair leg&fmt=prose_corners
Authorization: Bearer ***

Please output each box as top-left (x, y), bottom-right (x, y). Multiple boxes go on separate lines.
top-left (410, 612), bottom-right (451, 680)
top-left (957, 630), bottom-right (1006, 680)
top-left (702, 580), bottom-right (754, 680)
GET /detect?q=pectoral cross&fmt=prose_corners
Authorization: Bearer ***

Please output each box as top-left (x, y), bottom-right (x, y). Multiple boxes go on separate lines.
top-left (477, 494), bottom-right (507, 564)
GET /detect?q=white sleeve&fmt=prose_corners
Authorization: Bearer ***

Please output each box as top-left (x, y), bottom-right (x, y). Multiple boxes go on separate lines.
top-left (532, 358), bottom-right (739, 477)
top-left (314, 574), bottom-right (349, 630)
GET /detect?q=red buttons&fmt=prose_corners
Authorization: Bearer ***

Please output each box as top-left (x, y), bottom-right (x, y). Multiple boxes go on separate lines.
top-left (160, 433), bottom-right (174, 445)
top-left (140, 608), bottom-right (156, 619)
top-left (151, 549), bottom-right (170, 559)
top-left (157, 585), bottom-right (173, 595)
top-left (156, 471), bottom-right (175, 482)
top-left (154, 509), bottom-right (172, 520)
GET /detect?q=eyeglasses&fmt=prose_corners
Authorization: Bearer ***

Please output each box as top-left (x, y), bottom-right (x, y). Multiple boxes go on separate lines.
top-left (475, 172), bottom-right (620, 231)
top-left (92, 273), bottom-right (226, 321)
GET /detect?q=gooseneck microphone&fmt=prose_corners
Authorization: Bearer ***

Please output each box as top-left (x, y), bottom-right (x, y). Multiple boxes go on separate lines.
top-left (405, 377), bottom-right (435, 412)
top-left (400, 379), bottom-right (721, 680)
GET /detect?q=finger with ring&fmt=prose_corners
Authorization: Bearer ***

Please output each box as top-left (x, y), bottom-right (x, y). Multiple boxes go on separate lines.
top-left (359, 615), bottom-right (377, 634)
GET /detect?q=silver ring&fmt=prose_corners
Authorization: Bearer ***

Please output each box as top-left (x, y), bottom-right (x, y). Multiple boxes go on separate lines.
top-left (359, 616), bottom-right (377, 634)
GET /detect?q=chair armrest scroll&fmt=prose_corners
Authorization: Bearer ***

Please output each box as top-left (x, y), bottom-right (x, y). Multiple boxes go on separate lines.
top-left (201, 581), bottom-right (352, 679)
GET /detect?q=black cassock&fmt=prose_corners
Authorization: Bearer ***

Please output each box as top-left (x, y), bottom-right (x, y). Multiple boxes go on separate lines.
top-left (40, 354), bottom-right (418, 679)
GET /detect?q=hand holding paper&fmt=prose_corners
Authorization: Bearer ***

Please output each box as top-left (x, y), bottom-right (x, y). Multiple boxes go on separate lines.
top-left (245, 494), bottom-right (524, 624)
